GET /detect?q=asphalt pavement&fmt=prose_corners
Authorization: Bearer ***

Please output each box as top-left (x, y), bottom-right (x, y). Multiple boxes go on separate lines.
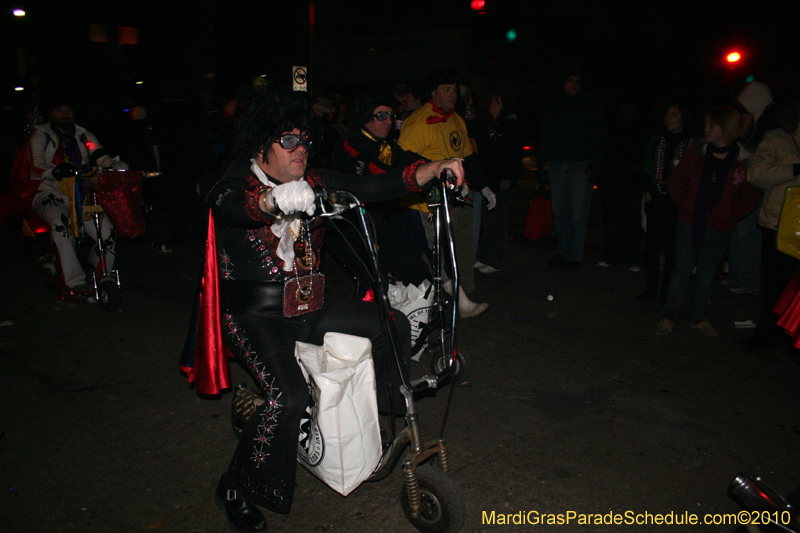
top-left (1, 171), bottom-right (799, 533)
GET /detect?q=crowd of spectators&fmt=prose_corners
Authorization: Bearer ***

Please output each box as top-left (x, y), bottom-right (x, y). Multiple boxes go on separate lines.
top-left (4, 69), bottom-right (800, 348)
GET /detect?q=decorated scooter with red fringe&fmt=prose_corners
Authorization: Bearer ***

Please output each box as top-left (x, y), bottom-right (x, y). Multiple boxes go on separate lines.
top-left (38, 165), bottom-right (154, 310)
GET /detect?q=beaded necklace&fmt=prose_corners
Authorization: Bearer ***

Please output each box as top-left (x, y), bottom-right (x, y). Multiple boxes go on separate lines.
top-left (654, 136), bottom-right (693, 194)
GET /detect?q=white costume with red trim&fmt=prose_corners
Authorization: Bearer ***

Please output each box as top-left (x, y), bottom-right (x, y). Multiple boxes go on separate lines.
top-left (28, 123), bottom-right (115, 288)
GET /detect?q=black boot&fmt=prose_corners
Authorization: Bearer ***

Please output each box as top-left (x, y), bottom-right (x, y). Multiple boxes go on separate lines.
top-left (216, 475), bottom-right (268, 533)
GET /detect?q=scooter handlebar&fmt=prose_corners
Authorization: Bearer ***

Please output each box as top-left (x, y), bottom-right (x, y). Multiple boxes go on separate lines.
top-left (313, 188), bottom-right (361, 218)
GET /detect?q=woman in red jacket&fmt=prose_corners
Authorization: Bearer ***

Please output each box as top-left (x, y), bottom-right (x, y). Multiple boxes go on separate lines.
top-left (656, 107), bottom-right (762, 337)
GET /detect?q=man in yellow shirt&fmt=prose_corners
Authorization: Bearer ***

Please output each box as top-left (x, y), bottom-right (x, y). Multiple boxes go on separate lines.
top-left (399, 69), bottom-right (493, 318)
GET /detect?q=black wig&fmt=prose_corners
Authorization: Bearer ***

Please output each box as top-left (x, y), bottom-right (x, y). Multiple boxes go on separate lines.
top-left (349, 90), bottom-right (396, 127)
top-left (232, 87), bottom-right (312, 162)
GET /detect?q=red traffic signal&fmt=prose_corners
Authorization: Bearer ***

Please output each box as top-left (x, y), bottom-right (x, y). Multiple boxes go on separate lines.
top-left (470, 0), bottom-right (486, 11)
top-left (726, 52), bottom-right (741, 63)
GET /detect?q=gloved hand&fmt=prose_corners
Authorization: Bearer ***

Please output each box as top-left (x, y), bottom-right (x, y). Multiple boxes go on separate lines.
top-left (111, 160), bottom-right (129, 171)
top-left (268, 180), bottom-right (316, 216)
top-left (481, 187), bottom-right (497, 210)
top-left (52, 163), bottom-right (78, 181)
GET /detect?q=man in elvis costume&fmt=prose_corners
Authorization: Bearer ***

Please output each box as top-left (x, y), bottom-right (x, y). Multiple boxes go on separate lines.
top-left (27, 100), bottom-right (129, 290)
top-left (187, 87), bottom-right (464, 533)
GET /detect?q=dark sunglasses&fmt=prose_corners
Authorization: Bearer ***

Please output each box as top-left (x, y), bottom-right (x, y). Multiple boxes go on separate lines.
top-left (275, 133), bottom-right (313, 150)
top-left (372, 112), bottom-right (396, 122)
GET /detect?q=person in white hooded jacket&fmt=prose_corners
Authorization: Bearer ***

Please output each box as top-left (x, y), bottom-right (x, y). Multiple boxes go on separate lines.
top-left (725, 82), bottom-right (780, 294)
top-left (744, 98), bottom-right (800, 348)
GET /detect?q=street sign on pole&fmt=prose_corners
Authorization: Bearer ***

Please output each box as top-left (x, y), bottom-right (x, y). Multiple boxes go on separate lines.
top-left (293, 66), bottom-right (308, 92)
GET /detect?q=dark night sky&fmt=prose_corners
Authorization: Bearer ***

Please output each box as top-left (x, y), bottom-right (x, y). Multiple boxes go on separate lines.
top-left (2, 0), bottom-right (798, 118)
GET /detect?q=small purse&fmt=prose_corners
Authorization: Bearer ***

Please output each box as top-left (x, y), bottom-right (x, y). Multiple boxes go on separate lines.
top-left (283, 220), bottom-right (324, 317)
top-left (283, 273), bottom-right (325, 317)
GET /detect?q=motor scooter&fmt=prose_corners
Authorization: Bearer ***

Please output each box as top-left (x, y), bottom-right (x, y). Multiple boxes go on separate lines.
top-left (36, 166), bottom-right (152, 310)
top-left (231, 170), bottom-right (468, 532)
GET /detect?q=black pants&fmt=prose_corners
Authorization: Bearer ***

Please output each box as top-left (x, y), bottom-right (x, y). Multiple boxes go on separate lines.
top-left (598, 181), bottom-right (643, 265)
top-left (643, 193), bottom-right (678, 295)
top-left (752, 227), bottom-right (800, 344)
top-left (325, 209), bottom-right (430, 297)
top-left (224, 296), bottom-right (410, 514)
top-left (476, 184), bottom-right (516, 269)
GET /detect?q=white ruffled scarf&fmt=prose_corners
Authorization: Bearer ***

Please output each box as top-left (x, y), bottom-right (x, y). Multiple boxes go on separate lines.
top-left (251, 159), bottom-right (304, 272)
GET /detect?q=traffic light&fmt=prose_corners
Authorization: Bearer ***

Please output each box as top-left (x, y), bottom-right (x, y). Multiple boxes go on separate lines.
top-left (726, 52), bottom-right (741, 63)
top-left (506, 29), bottom-right (517, 42)
top-left (470, 0), bottom-right (485, 11)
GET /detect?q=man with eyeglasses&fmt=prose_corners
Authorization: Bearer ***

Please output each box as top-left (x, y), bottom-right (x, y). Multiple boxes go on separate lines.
top-left (330, 90), bottom-right (432, 296)
top-left (398, 69), bottom-right (493, 318)
top-left (190, 87), bottom-right (464, 533)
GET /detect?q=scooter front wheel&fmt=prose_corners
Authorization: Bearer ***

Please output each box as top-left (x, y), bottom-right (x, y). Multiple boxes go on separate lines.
top-left (98, 280), bottom-right (121, 311)
top-left (401, 465), bottom-right (465, 533)
top-left (431, 352), bottom-right (470, 386)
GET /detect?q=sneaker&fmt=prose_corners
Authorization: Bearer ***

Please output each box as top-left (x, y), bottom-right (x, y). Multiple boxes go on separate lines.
top-left (597, 260), bottom-right (611, 267)
top-left (629, 264), bottom-right (642, 272)
top-left (729, 286), bottom-right (761, 294)
top-left (691, 319), bottom-right (718, 337)
top-left (473, 260), bottom-right (486, 269)
top-left (655, 318), bottom-right (674, 335)
top-left (478, 264), bottom-right (501, 274)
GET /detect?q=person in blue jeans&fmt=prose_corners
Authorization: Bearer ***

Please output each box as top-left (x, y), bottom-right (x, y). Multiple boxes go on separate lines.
top-left (539, 66), bottom-right (608, 270)
top-left (656, 107), bottom-right (761, 337)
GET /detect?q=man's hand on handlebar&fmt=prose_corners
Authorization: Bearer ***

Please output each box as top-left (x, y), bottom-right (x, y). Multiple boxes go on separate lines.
top-left (94, 154), bottom-right (129, 171)
top-left (52, 163), bottom-right (79, 181)
top-left (261, 180), bottom-right (316, 216)
top-left (415, 159), bottom-right (465, 189)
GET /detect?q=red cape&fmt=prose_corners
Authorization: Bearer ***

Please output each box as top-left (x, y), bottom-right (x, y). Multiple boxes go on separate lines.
top-left (184, 210), bottom-right (234, 395)
top-left (774, 266), bottom-right (800, 350)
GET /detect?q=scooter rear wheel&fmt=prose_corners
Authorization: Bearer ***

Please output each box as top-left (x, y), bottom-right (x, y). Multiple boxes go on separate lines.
top-left (98, 280), bottom-right (121, 311)
top-left (401, 464), bottom-right (465, 533)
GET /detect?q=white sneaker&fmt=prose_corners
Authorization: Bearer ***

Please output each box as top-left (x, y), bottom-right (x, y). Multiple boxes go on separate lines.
top-left (473, 261), bottom-right (486, 269)
top-left (629, 264), bottom-right (642, 272)
top-left (478, 265), bottom-right (501, 274)
top-left (597, 261), bottom-right (611, 267)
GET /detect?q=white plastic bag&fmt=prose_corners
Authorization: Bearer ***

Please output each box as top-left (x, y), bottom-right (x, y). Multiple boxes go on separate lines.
top-left (295, 333), bottom-right (381, 496)
top-left (387, 280), bottom-right (434, 361)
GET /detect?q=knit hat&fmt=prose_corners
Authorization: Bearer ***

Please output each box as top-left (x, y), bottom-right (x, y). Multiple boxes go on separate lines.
top-left (738, 82), bottom-right (773, 122)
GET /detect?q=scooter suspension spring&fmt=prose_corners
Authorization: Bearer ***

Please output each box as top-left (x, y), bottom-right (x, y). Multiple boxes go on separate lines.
top-left (403, 465), bottom-right (422, 516)
top-left (437, 445), bottom-right (450, 474)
